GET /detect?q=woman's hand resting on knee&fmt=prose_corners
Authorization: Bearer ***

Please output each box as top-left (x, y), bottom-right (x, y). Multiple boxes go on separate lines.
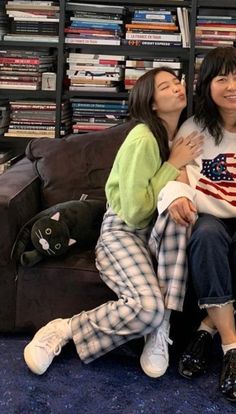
top-left (168, 197), bottom-right (197, 227)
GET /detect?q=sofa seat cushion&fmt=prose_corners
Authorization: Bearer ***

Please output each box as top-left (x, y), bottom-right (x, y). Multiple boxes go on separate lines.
top-left (15, 248), bottom-right (116, 331)
top-left (25, 122), bottom-right (135, 208)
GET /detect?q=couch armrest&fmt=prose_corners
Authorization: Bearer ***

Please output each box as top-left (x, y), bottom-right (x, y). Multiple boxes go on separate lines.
top-left (0, 157), bottom-right (41, 266)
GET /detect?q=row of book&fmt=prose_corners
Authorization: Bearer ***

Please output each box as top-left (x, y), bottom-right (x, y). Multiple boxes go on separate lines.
top-left (65, 3), bottom-right (190, 48)
top-left (0, 97), bottom-right (128, 136)
top-left (3, 100), bottom-right (71, 138)
top-left (195, 8), bottom-right (236, 49)
top-left (3, 0), bottom-right (59, 43)
top-left (66, 53), bottom-right (183, 93)
top-left (0, 48), bottom-right (56, 90)
top-left (70, 98), bottom-right (129, 133)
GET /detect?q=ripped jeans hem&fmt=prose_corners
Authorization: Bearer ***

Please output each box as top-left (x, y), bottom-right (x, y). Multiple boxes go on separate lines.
top-left (199, 299), bottom-right (235, 310)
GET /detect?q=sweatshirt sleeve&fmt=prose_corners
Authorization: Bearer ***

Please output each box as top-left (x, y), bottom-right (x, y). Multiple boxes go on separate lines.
top-left (118, 134), bottom-right (179, 228)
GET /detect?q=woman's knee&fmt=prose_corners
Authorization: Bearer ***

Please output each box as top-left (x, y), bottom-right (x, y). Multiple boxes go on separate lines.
top-left (122, 290), bottom-right (165, 331)
top-left (190, 214), bottom-right (230, 248)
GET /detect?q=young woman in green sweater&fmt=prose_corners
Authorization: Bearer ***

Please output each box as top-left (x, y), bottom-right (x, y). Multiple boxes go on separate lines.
top-left (23, 67), bottom-right (203, 378)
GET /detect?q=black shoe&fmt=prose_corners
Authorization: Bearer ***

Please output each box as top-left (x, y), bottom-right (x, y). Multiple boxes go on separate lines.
top-left (178, 330), bottom-right (213, 379)
top-left (220, 349), bottom-right (236, 402)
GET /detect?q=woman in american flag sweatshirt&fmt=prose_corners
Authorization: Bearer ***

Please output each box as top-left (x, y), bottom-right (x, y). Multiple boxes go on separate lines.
top-left (159, 47), bottom-right (236, 402)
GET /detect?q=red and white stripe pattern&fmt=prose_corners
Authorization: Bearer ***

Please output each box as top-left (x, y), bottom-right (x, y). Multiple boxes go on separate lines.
top-left (196, 153), bottom-right (236, 206)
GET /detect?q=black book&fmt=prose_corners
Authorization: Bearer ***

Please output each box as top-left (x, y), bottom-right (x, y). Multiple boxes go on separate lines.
top-left (198, 8), bottom-right (236, 17)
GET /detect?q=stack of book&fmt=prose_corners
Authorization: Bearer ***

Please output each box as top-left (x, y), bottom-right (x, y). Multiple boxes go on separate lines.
top-left (0, 100), bottom-right (10, 136)
top-left (4, 0), bottom-right (59, 43)
top-left (124, 57), bottom-right (183, 90)
top-left (70, 98), bottom-right (128, 133)
top-left (65, 2), bottom-right (126, 46)
top-left (67, 53), bottom-right (125, 92)
top-left (195, 8), bottom-right (236, 49)
top-left (0, 48), bottom-right (56, 90)
top-left (123, 7), bottom-right (182, 47)
top-left (4, 100), bottom-right (71, 138)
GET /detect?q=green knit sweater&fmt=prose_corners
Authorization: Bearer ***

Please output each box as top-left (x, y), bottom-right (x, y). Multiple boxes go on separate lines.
top-left (105, 123), bottom-right (179, 228)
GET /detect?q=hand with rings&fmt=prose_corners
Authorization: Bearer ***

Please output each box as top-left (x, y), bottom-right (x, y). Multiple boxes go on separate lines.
top-left (168, 130), bottom-right (204, 170)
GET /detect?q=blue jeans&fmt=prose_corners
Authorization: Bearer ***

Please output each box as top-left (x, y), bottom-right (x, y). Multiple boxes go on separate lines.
top-left (187, 214), bottom-right (236, 308)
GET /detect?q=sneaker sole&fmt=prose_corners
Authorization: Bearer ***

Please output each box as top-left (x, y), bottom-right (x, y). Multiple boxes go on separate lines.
top-left (24, 344), bottom-right (45, 375)
top-left (140, 354), bottom-right (168, 378)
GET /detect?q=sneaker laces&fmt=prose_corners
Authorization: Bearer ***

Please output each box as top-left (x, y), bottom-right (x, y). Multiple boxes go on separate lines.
top-left (148, 325), bottom-right (173, 357)
top-left (35, 331), bottom-right (65, 356)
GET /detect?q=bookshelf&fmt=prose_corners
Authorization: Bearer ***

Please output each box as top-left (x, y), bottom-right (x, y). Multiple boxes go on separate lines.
top-left (0, 0), bottom-right (235, 151)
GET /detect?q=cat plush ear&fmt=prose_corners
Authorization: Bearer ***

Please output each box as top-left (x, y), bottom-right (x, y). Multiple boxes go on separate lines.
top-left (51, 212), bottom-right (60, 221)
top-left (68, 238), bottom-right (76, 246)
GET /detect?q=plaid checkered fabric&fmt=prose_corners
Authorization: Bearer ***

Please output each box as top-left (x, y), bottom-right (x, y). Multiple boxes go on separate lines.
top-left (72, 208), bottom-right (165, 363)
top-left (149, 210), bottom-right (192, 312)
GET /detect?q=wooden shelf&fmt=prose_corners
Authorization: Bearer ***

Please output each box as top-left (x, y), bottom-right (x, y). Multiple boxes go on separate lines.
top-left (65, 91), bottom-right (128, 99)
top-left (66, 0), bottom-right (190, 5)
top-left (198, 0), bottom-right (236, 7)
top-left (65, 44), bottom-right (190, 59)
top-left (0, 90), bottom-right (57, 99)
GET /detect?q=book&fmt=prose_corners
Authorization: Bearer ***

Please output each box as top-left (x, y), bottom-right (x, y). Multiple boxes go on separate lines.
top-left (125, 23), bottom-right (178, 31)
top-left (65, 38), bottom-right (121, 45)
top-left (125, 33), bottom-right (181, 42)
top-left (122, 39), bottom-right (182, 47)
top-left (3, 34), bottom-right (58, 42)
top-left (66, 3), bottom-right (126, 15)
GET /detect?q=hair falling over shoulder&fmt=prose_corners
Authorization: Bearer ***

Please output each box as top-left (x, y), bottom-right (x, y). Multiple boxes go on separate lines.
top-left (128, 67), bottom-right (180, 162)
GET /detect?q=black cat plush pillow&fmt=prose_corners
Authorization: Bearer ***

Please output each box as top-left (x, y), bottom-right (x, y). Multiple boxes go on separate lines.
top-left (11, 198), bottom-right (106, 267)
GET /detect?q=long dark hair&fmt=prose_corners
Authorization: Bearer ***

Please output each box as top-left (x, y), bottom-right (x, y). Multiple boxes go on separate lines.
top-left (128, 66), bottom-right (182, 162)
top-left (194, 47), bottom-right (236, 144)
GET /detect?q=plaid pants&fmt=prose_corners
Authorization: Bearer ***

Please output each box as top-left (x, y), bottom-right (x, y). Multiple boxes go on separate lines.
top-left (71, 208), bottom-right (165, 363)
top-left (149, 210), bottom-right (191, 312)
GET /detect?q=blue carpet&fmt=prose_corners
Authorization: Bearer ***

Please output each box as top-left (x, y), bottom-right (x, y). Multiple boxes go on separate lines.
top-left (0, 334), bottom-right (235, 414)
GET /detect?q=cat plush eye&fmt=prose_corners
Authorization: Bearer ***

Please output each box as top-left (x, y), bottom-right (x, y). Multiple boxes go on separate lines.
top-left (45, 228), bottom-right (52, 235)
top-left (55, 243), bottom-right (61, 250)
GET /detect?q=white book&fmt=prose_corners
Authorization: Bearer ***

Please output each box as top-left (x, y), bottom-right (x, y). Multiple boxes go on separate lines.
top-left (7, 1), bottom-right (56, 4)
top-left (125, 33), bottom-right (181, 42)
top-left (68, 53), bottom-right (125, 60)
top-left (0, 84), bottom-right (38, 89)
top-left (177, 7), bottom-right (186, 47)
top-left (152, 61), bottom-right (182, 69)
top-left (183, 7), bottom-right (190, 47)
top-left (69, 85), bottom-right (118, 92)
top-left (10, 16), bottom-right (59, 22)
top-left (6, 4), bottom-right (59, 10)
top-left (67, 66), bottom-right (122, 73)
top-left (7, 10), bottom-right (57, 17)
top-left (70, 75), bottom-right (121, 82)
top-left (3, 34), bottom-right (58, 42)
top-left (65, 38), bottom-right (120, 45)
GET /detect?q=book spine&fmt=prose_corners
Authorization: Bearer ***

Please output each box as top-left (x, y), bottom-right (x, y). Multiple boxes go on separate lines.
top-left (122, 39), bottom-right (181, 47)
top-left (65, 38), bottom-right (120, 45)
top-left (125, 33), bottom-right (181, 42)
top-left (0, 57), bottom-right (41, 64)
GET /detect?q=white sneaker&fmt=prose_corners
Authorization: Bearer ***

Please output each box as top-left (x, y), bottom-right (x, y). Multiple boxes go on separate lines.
top-left (140, 320), bottom-right (173, 378)
top-left (24, 318), bottom-right (72, 375)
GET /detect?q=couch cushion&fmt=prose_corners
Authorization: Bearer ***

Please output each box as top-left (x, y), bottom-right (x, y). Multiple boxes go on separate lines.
top-left (26, 122), bottom-right (135, 208)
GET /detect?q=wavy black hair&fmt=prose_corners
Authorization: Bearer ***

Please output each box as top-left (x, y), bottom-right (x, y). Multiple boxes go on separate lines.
top-left (194, 47), bottom-right (236, 144)
top-left (128, 66), bottom-right (183, 162)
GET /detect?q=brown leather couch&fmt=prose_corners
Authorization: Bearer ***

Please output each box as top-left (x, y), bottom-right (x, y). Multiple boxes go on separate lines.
top-left (0, 121), bottom-right (139, 333)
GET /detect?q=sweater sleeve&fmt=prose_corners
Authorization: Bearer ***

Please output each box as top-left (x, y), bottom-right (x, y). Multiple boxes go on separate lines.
top-left (118, 134), bottom-right (179, 228)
